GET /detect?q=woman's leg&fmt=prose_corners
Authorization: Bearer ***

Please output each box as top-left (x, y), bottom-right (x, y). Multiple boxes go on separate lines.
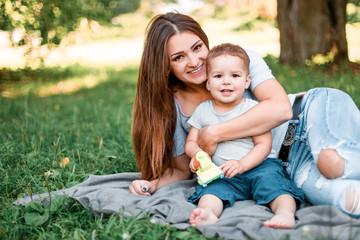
top-left (317, 148), bottom-right (345, 178)
top-left (305, 88), bottom-right (360, 180)
top-left (288, 88), bottom-right (360, 218)
top-left (300, 162), bottom-right (360, 218)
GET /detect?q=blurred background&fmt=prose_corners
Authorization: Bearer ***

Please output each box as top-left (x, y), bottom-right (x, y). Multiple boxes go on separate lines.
top-left (0, 0), bottom-right (359, 69)
top-left (0, 0), bottom-right (360, 101)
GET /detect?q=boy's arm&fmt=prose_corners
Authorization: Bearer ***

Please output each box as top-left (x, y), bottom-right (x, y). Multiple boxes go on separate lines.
top-left (220, 131), bottom-right (272, 178)
top-left (185, 126), bottom-right (203, 157)
top-left (185, 126), bottom-right (204, 172)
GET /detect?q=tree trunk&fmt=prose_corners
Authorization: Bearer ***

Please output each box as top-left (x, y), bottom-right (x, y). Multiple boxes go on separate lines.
top-left (277, 0), bottom-right (349, 64)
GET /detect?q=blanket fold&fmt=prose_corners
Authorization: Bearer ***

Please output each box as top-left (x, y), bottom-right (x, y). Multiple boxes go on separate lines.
top-left (15, 172), bottom-right (360, 240)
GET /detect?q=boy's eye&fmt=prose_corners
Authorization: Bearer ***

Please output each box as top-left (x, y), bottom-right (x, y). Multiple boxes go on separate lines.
top-left (214, 74), bottom-right (222, 78)
top-left (232, 74), bottom-right (240, 77)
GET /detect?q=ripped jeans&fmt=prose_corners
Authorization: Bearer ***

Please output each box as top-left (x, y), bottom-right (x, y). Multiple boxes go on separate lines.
top-left (287, 88), bottom-right (360, 218)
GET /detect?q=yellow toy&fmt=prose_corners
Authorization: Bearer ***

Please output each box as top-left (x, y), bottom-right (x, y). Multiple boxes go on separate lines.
top-left (194, 151), bottom-right (224, 187)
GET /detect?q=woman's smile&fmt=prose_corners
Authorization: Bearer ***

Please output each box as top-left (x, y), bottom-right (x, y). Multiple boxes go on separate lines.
top-left (188, 64), bottom-right (204, 74)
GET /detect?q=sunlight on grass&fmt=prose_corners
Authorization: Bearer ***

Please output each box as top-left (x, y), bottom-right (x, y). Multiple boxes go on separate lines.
top-left (347, 23), bottom-right (360, 61)
top-left (0, 67), bottom-right (124, 98)
top-left (37, 71), bottom-right (107, 97)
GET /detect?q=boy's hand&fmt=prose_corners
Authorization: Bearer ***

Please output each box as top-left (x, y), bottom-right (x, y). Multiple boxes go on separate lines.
top-left (189, 157), bottom-right (198, 173)
top-left (220, 160), bottom-right (246, 178)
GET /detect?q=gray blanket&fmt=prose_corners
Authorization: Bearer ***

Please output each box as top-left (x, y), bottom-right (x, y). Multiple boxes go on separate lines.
top-left (15, 172), bottom-right (360, 240)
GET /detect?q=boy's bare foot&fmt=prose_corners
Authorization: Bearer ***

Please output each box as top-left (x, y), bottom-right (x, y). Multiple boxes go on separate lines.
top-left (189, 208), bottom-right (219, 226)
top-left (263, 211), bottom-right (295, 229)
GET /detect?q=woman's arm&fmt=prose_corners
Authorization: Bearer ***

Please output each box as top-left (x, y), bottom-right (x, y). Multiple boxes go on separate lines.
top-left (198, 79), bottom-right (292, 154)
top-left (129, 154), bottom-right (191, 195)
top-left (153, 153), bottom-right (192, 189)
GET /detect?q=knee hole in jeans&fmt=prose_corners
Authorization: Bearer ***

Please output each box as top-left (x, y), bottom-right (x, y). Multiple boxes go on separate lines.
top-left (317, 149), bottom-right (344, 179)
top-left (340, 186), bottom-right (360, 216)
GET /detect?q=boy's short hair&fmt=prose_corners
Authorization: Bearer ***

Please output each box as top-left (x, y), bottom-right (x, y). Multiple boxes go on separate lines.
top-left (206, 43), bottom-right (250, 74)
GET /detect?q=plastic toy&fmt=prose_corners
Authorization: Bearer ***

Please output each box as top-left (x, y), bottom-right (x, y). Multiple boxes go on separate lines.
top-left (194, 151), bottom-right (224, 187)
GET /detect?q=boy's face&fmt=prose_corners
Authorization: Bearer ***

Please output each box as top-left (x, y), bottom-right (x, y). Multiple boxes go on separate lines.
top-left (206, 55), bottom-right (251, 108)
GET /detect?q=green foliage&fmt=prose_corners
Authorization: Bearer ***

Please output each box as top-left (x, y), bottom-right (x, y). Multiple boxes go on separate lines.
top-left (347, 1), bottom-right (360, 24)
top-left (0, 0), bottom-right (141, 45)
top-left (350, 0), bottom-right (360, 6)
top-left (264, 54), bottom-right (360, 107)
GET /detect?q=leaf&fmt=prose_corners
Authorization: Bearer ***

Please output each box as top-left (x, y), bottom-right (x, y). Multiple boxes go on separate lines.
top-left (49, 194), bottom-right (67, 212)
top-left (172, 231), bottom-right (193, 239)
top-left (25, 201), bottom-right (45, 214)
top-left (24, 211), bottom-right (49, 226)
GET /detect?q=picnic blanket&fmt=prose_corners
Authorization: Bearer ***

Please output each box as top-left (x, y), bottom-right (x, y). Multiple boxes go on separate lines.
top-left (15, 172), bottom-right (360, 240)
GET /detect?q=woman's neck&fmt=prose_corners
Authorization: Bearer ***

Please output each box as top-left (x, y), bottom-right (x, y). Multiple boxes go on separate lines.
top-left (174, 82), bottom-right (212, 115)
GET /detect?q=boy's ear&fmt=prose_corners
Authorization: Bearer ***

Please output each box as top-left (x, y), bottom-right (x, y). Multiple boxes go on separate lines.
top-left (245, 75), bottom-right (251, 89)
top-left (206, 79), bottom-right (211, 91)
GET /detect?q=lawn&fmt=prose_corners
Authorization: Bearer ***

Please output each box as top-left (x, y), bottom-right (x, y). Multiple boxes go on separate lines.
top-left (0, 65), bottom-right (220, 239)
top-left (1, 58), bottom-right (359, 239)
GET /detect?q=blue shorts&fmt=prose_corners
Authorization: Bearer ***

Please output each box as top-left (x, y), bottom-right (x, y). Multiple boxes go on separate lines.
top-left (188, 158), bottom-right (304, 208)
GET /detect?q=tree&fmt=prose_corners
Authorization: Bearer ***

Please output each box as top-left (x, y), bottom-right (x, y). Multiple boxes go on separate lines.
top-left (277, 0), bottom-right (348, 64)
top-left (0, 0), bottom-right (141, 46)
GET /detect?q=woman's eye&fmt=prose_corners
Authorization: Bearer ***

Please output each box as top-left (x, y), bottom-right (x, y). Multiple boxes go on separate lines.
top-left (173, 55), bottom-right (183, 62)
top-left (194, 44), bottom-right (202, 51)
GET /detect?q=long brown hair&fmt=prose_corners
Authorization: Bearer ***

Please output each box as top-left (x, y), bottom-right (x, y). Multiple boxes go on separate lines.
top-left (132, 12), bottom-right (209, 181)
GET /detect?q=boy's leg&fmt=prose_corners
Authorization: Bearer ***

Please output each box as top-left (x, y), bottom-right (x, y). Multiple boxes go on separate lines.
top-left (264, 194), bottom-right (296, 228)
top-left (190, 194), bottom-right (223, 226)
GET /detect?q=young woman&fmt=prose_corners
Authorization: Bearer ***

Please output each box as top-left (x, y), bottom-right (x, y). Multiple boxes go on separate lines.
top-left (129, 12), bottom-right (360, 219)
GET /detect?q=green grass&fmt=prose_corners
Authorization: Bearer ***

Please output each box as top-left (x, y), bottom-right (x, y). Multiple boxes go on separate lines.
top-left (0, 65), bottom-right (220, 240)
top-left (0, 59), bottom-right (359, 239)
top-left (265, 55), bottom-right (360, 107)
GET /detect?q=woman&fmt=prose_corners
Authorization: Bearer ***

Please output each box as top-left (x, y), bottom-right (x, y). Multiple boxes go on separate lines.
top-left (129, 12), bottom-right (360, 219)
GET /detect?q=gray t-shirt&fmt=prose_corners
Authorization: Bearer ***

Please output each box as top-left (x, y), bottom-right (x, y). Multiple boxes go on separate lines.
top-left (188, 99), bottom-right (259, 166)
top-left (173, 47), bottom-right (295, 158)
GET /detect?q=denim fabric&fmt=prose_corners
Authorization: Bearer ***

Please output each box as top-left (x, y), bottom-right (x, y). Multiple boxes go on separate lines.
top-left (287, 88), bottom-right (360, 218)
top-left (188, 158), bottom-right (304, 208)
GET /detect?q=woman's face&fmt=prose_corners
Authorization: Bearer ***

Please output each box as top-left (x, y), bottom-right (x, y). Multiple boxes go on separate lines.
top-left (167, 31), bottom-right (209, 85)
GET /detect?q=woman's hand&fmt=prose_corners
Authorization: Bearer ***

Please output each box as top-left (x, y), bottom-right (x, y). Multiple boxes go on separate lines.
top-left (129, 180), bottom-right (156, 196)
top-left (197, 125), bottom-right (218, 156)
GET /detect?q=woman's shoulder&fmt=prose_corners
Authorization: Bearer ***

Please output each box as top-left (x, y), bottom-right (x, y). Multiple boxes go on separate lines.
top-left (241, 47), bottom-right (261, 60)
